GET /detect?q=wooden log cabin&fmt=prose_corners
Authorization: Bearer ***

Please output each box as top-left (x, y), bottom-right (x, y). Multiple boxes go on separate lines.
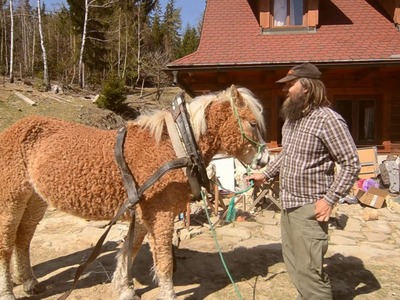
top-left (165, 0), bottom-right (400, 154)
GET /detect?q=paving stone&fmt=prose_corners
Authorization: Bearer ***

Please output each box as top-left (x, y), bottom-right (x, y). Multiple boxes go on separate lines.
top-left (342, 218), bottom-right (363, 232)
top-left (362, 242), bottom-right (397, 250)
top-left (336, 203), bottom-right (363, 214)
top-left (328, 244), bottom-right (400, 264)
top-left (263, 225), bottom-right (281, 239)
top-left (234, 238), bottom-right (281, 251)
top-left (377, 208), bottom-right (400, 221)
top-left (365, 220), bottom-right (392, 234)
top-left (235, 220), bottom-right (263, 229)
top-left (361, 208), bottom-right (380, 221)
top-left (330, 230), bottom-right (365, 240)
top-left (363, 231), bottom-right (390, 243)
top-left (179, 235), bottom-right (216, 252)
top-left (255, 216), bottom-right (279, 225)
top-left (329, 235), bottom-right (358, 245)
top-left (261, 210), bottom-right (276, 219)
top-left (215, 225), bottom-right (252, 240)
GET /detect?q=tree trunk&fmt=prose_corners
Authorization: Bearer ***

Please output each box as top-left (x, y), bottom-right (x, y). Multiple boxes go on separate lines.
top-left (122, 14), bottom-right (128, 79)
top-left (117, 8), bottom-right (121, 77)
top-left (37, 0), bottom-right (50, 91)
top-left (78, 0), bottom-right (90, 89)
top-left (9, 0), bottom-right (14, 83)
top-left (135, 3), bottom-right (141, 87)
top-left (21, 7), bottom-right (28, 76)
top-left (32, 22), bottom-right (36, 78)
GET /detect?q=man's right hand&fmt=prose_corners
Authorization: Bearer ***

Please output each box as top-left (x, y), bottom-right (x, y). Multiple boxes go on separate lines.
top-left (245, 173), bottom-right (267, 187)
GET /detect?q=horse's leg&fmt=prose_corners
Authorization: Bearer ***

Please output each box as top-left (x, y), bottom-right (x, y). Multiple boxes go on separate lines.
top-left (0, 188), bottom-right (32, 300)
top-left (146, 210), bottom-right (176, 300)
top-left (113, 217), bottom-right (147, 300)
top-left (11, 193), bottom-right (47, 295)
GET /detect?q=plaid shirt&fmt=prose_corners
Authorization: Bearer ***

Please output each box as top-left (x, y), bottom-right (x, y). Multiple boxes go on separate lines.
top-left (263, 107), bottom-right (360, 209)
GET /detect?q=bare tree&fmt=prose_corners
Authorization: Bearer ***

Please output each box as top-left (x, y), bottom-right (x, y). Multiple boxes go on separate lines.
top-left (9, 0), bottom-right (14, 83)
top-left (37, 0), bottom-right (50, 90)
top-left (78, 0), bottom-right (90, 88)
top-left (1, 3), bottom-right (9, 76)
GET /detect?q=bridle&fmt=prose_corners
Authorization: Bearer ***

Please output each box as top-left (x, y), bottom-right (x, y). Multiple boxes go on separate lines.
top-left (230, 94), bottom-right (270, 170)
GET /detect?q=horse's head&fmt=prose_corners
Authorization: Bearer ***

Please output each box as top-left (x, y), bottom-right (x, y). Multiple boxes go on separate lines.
top-left (226, 85), bottom-right (269, 168)
top-left (191, 85), bottom-right (269, 168)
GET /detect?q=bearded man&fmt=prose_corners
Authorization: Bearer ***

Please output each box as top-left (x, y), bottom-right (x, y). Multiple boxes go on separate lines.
top-left (248, 63), bottom-right (361, 299)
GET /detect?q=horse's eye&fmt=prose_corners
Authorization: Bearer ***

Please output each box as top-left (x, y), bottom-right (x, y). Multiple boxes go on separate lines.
top-left (249, 121), bottom-right (257, 129)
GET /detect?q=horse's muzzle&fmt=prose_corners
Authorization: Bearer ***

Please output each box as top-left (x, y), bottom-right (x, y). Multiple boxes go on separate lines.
top-left (251, 144), bottom-right (270, 169)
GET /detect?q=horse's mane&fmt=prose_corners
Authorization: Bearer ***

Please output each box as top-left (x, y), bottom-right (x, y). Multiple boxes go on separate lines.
top-left (133, 86), bottom-right (265, 144)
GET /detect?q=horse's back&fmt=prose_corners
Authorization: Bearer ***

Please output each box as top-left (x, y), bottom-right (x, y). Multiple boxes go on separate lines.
top-left (0, 116), bottom-right (121, 217)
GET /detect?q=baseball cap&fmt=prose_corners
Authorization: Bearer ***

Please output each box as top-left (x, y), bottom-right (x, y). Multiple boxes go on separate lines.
top-left (276, 63), bottom-right (322, 83)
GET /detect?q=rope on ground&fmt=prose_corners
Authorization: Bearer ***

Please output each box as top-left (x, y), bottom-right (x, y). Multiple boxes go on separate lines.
top-left (200, 181), bottom-right (254, 300)
top-left (201, 189), bottom-right (244, 300)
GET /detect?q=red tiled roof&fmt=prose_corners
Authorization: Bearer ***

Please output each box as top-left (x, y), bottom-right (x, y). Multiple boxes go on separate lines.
top-left (168, 0), bottom-right (400, 67)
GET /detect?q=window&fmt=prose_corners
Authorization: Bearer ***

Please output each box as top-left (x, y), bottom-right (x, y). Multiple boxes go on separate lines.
top-left (259, 0), bottom-right (319, 31)
top-left (273, 0), bottom-right (304, 27)
top-left (333, 96), bottom-right (380, 145)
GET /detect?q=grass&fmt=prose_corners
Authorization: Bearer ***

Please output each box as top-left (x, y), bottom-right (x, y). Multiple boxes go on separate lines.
top-left (0, 80), bottom-right (183, 132)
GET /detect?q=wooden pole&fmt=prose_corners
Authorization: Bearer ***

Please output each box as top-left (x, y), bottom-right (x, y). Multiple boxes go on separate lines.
top-left (214, 178), bottom-right (219, 215)
top-left (15, 92), bottom-right (36, 106)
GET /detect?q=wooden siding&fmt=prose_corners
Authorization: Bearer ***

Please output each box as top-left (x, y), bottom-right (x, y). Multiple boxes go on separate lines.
top-left (392, 94), bottom-right (400, 143)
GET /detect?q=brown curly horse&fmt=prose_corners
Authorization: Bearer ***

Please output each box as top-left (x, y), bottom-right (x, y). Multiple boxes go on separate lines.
top-left (0, 85), bottom-right (265, 300)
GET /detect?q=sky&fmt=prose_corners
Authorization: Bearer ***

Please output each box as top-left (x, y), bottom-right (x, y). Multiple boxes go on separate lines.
top-left (44, 0), bottom-right (207, 29)
top-left (160, 0), bottom-right (206, 28)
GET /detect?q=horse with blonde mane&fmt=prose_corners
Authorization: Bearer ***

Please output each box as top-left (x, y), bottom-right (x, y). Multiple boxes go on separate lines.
top-left (0, 85), bottom-right (266, 300)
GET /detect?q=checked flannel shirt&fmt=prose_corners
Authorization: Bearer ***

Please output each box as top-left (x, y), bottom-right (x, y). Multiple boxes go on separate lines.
top-left (263, 107), bottom-right (361, 209)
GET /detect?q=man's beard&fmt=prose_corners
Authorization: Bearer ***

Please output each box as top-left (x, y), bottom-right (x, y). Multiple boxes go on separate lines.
top-left (280, 93), bottom-right (306, 122)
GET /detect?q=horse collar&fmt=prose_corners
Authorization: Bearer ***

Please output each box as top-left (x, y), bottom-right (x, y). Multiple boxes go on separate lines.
top-left (170, 92), bottom-right (211, 199)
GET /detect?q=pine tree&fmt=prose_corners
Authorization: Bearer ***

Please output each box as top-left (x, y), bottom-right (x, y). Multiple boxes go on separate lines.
top-left (162, 0), bottom-right (181, 60)
top-left (178, 24), bottom-right (199, 58)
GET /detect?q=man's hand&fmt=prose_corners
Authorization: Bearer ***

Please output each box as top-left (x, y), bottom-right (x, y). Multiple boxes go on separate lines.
top-left (245, 173), bottom-right (267, 187)
top-left (314, 199), bottom-right (332, 222)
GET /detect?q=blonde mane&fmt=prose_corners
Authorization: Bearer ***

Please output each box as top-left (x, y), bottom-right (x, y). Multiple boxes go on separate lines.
top-left (134, 86), bottom-right (265, 143)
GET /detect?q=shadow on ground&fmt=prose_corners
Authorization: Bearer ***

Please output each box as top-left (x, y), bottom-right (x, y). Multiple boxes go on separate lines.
top-left (327, 253), bottom-right (381, 300)
top-left (19, 241), bottom-right (382, 299)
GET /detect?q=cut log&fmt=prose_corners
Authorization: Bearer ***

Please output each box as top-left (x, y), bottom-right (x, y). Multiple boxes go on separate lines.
top-left (15, 92), bottom-right (37, 106)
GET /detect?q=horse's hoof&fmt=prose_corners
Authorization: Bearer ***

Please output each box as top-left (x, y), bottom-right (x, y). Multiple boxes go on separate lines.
top-left (23, 278), bottom-right (44, 295)
top-left (118, 287), bottom-right (140, 300)
top-left (0, 292), bottom-right (16, 300)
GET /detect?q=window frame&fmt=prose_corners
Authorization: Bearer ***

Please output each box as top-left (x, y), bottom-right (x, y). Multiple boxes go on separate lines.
top-left (271, 0), bottom-right (307, 28)
top-left (259, 0), bottom-right (319, 32)
top-left (332, 95), bottom-right (381, 146)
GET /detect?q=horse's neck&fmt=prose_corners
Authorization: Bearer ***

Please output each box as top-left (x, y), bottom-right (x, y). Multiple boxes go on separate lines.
top-left (198, 126), bottom-right (223, 166)
top-left (197, 142), bottom-right (215, 166)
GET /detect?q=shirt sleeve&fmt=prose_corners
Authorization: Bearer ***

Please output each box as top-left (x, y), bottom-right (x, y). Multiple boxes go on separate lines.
top-left (321, 115), bottom-right (361, 205)
top-left (262, 149), bottom-right (284, 180)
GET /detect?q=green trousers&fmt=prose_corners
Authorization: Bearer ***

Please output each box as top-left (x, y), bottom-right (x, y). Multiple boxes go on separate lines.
top-left (281, 203), bottom-right (332, 300)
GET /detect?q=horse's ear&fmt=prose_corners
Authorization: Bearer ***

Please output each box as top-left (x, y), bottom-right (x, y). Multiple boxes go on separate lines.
top-left (230, 84), bottom-right (246, 108)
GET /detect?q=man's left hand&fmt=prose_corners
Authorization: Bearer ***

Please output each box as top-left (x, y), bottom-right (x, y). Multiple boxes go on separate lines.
top-left (314, 199), bottom-right (332, 222)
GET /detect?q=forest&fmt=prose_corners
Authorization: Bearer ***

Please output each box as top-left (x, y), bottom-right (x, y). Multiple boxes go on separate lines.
top-left (1, 0), bottom-right (201, 92)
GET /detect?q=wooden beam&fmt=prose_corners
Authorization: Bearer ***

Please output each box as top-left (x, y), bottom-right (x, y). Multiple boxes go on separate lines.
top-left (308, 0), bottom-right (319, 27)
top-left (395, 0), bottom-right (400, 24)
top-left (259, 0), bottom-right (271, 28)
top-left (15, 92), bottom-right (36, 106)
